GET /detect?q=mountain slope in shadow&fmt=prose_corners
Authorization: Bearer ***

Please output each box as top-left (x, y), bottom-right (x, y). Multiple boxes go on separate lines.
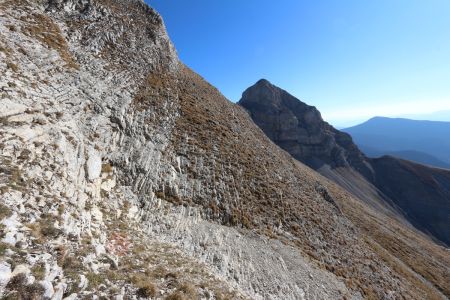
top-left (238, 79), bottom-right (450, 248)
top-left (359, 145), bottom-right (450, 170)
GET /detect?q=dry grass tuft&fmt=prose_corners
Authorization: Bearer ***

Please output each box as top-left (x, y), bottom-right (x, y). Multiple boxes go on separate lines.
top-left (101, 163), bottom-right (113, 174)
top-left (5, 273), bottom-right (45, 299)
top-left (21, 13), bottom-right (79, 70)
top-left (131, 274), bottom-right (158, 298)
top-left (26, 216), bottom-right (61, 243)
top-left (0, 203), bottom-right (12, 220)
top-left (6, 61), bottom-right (18, 72)
top-left (86, 272), bottom-right (104, 288)
top-left (31, 262), bottom-right (46, 281)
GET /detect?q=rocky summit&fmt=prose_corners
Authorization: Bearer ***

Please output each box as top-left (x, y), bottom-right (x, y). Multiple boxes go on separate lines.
top-left (240, 79), bottom-right (450, 297)
top-left (0, 1), bottom-right (449, 300)
top-left (239, 79), bottom-right (450, 247)
top-left (238, 79), bottom-right (373, 177)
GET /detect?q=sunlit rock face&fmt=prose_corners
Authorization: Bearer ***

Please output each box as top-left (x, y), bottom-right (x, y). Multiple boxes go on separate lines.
top-left (0, 0), bottom-right (449, 299)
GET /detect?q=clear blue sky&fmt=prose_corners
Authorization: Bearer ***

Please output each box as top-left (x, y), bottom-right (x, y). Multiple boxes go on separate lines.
top-left (148, 0), bottom-right (450, 127)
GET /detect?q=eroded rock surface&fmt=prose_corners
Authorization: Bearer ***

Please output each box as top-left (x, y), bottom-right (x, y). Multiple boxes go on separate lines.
top-left (238, 79), bottom-right (373, 178)
top-left (1, 0), bottom-right (449, 299)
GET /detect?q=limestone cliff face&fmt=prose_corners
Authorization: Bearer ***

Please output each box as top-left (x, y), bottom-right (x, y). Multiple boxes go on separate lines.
top-left (1, 1), bottom-right (449, 299)
top-left (239, 79), bottom-right (374, 179)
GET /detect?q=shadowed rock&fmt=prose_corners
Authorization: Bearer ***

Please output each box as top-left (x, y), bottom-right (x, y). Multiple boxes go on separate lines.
top-left (239, 79), bottom-right (450, 249)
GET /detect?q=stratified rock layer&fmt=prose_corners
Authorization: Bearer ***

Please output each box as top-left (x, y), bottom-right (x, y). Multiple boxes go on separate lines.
top-left (0, 0), bottom-right (449, 299)
top-left (239, 79), bottom-right (373, 178)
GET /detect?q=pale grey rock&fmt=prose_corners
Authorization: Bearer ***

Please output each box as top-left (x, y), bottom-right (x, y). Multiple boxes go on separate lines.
top-left (86, 148), bottom-right (102, 181)
top-left (41, 280), bottom-right (55, 299)
top-left (2, 232), bottom-right (16, 245)
top-left (1, 213), bottom-right (21, 245)
top-left (52, 282), bottom-right (66, 300)
top-left (0, 99), bottom-right (28, 117)
top-left (46, 264), bottom-right (63, 282)
top-left (78, 275), bottom-right (88, 290)
top-left (140, 204), bottom-right (350, 300)
top-left (0, 262), bottom-right (11, 288)
top-left (11, 264), bottom-right (31, 277)
top-left (0, 0), bottom-right (408, 299)
top-left (94, 243), bottom-right (106, 256)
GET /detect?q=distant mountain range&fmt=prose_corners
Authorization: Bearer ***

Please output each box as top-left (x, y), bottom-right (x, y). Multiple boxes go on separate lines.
top-left (359, 146), bottom-right (450, 169)
top-left (343, 117), bottom-right (450, 169)
top-left (401, 109), bottom-right (450, 122)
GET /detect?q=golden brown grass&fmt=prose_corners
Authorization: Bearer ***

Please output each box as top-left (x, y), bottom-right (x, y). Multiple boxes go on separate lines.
top-left (131, 274), bottom-right (158, 298)
top-left (20, 13), bottom-right (79, 70)
top-left (136, 64), bottom-right (450, 299)
top-left (331, 184), bottom-right (450, 299)
top-left (0, 203), bottom-right (12, 220)
top-left (6, 61), bottom-right (18, 72)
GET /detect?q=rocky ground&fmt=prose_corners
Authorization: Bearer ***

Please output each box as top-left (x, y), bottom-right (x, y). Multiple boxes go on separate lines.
top-left (0, 0), bottom-right (346, 298)
top-left (0, 0), bottom-right (244, 298)
top-left (0, 0), bottom-right (448, 299)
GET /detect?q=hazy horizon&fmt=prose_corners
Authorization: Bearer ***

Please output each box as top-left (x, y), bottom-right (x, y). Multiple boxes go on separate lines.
top-left (149, 0), bottom-right (450, 127)
top-left (327, 108), bottom-right (450, 128)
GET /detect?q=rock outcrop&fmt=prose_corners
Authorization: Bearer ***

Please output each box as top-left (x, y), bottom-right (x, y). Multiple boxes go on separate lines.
top-left (239, 79), bottom-right (450, 297)
top-left (1, 1), bottom-right (449, 299)
top-left (239, 78), bottom-right (450, 245)
top-left (239, 79), bottom-right (374, 179)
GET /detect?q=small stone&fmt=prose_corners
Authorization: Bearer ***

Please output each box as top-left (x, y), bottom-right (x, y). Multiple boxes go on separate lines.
top-left (12, 264), bottom-right (30, 277)
top-left (41, 280), bottom-right (55, 298)
top-left (95, 243), bottom-right (106, 256)
top-left (52, 282), bottom-right (67, 300)
top-left (63, 293), bottom-right (78, 300)
top-left (44, 170), bottom-right (53, 180)
top-left (2, 232), bottom-right (16, 245)
top-left (79, 274), bottom-right (88, 290)
top-left (0, 262), bottom-right (12, 287)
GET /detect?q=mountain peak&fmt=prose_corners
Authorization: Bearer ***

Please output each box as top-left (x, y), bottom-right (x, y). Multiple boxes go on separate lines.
top-left (252, 78), bottom-right (277, 90)
top-left (238, 82), bottom-right (372, 174)
top-left (255, 78), bottom-right (272, 85)
top-left (240, 79), bottom-right (309, 111)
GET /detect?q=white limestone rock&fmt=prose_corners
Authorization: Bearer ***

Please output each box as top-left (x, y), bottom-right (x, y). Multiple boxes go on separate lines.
top-left (0, 99), bottom-right (28, 118)
top-left (11, 264), bottom-right (31, 277)
top-left (41, 280), bottom-right (55, 299)
top-left (0, 262), bottom-right (12, 288)
top-left (86, 148), bottom-right (102, 182)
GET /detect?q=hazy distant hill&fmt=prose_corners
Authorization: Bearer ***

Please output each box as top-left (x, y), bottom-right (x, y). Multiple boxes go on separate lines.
top-left (343, 117), bottom-right (450, 168)
top-left (359, 145), bottom-right (450, 169)
top-left (402, 109), bottom-right (450, 122)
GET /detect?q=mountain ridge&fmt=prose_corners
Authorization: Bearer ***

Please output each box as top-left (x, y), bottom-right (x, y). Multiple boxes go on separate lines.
top-left (239, 79), bottom-right (450, 248)
top-left (359, 146), bottom-right (450, 170)
top-left (1, 1), bottom-right (449, 299)
top-left (239, 78), bottom-right (450, 296)
top-left (343, 116), bottom-right (450, 167)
